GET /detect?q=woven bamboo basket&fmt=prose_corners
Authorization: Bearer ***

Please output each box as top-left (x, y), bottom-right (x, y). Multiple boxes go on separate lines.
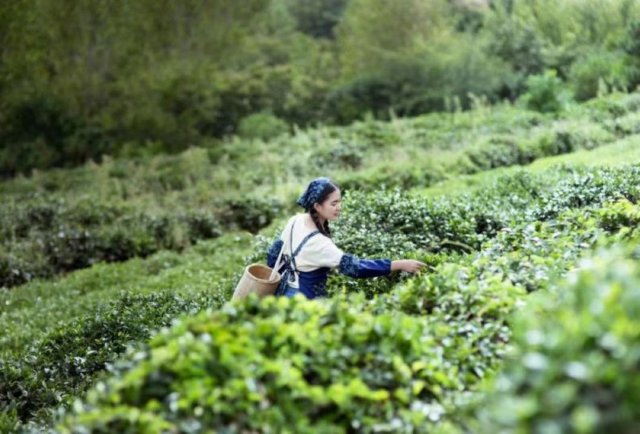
top-left (232, 264), bottom-right (281, 300)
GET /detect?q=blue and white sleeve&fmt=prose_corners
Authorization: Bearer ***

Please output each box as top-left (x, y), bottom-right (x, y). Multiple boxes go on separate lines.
top-left (338, 254), bottom-right (392, 278)
top-left (306, 236), bottom-right (391, 278)
top-left (266, 238), bottom-right (283, 268)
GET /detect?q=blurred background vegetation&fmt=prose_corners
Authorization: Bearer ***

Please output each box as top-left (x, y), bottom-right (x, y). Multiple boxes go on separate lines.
top-left (2, 0), bottom-right (640, 177)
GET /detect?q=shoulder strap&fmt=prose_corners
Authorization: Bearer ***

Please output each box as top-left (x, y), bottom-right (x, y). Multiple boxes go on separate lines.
top-left (293, 230), bottom-right (321, 257)
top-left (289, 219), bottom-right (321, 273)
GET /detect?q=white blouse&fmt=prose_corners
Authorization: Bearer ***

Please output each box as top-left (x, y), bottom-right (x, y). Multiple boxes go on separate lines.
top-left (277, 213), bottom-right (345, 287)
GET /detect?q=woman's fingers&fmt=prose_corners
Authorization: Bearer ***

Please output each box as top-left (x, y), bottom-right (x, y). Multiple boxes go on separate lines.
top-left (406, 260), bottom-right (427, 273)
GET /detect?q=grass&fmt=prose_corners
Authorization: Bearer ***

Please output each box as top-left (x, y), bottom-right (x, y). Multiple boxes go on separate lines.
top-left (419, 134), bottom-right (640, 198)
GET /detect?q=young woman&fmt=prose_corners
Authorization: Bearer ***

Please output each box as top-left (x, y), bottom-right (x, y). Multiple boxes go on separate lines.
top-left (266, 177), bottom-right (426, 299)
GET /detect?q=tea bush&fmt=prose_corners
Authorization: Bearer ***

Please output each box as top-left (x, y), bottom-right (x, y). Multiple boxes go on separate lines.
top-left (607, 111), bottom-right (640, 136)
top-left (218, 196), bottom-right (283, 234)
top-left (56, 198), bottom-right (640, 433)
top-left (461, 121), bottom-right (614, 174)
top-left (0, 232), bottom-right (252, 369)
top-left (472, 244), bottom-right (640, 433)
top-left (250, 165), bottom-right (640, 298)
top-left (312, 140), bottom-right (366, 170)
top-left (58, 295), bottom-right (480, 433)
top-left (582, 91), bottom-right (640, 118)
top-left (1, 200), bottom-right (243, 288)
top-left (337, 160), bottom-right (447, 192)
top-left (4, 166), bottom-right (640, 431)
top-left (3, 92), bottom-right (640, 288)
top-left (0, 290), bottom-right (221, 429)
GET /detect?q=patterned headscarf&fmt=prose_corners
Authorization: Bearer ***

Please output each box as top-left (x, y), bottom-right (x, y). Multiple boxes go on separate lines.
top-left (296, 177), bottom-right (334, 211)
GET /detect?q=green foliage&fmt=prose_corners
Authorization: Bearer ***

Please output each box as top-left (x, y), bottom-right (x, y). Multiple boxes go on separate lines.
top-left (182, 210), bottom-right (223, 244)
top-left (285, 0), bottom-right (348, 39)
top-left (4, 62), bottom-right (640, 433)
top-left (282, 165), bottom-right (640, 298)
top-left (569, 49), bottom-right (633, 101)
top-left (0, 0), bottom-right (271, 176)
top-left (0, 290), bottom-right (220, 426)
top-left (58, 294), bottom-right (483, 433)
top-left (237, 112), bottom-right (290, 140)
top-left (484, 9), bottom-right (546, 97)
top-left (2, 89), bottom-right (640, 289)
top-left (3, 0), bottom-right (640, 176)
top-left (597, 198), bottom-right (640, 235)
top-left (520, 70), bottom-right (571, 113)
top-left (219, 196), bottom-right (283, 234)
top-left (0, 232), bottom-right (251, 359)
top-left (607, 111), bottom-right (640, 135)
top-left (55, 195), bottom-right (640, 433)
top-left (323, 75), bottom-right (402, 124)
top-left (473, 244), bottom-right (640, 433)
top-left (312, 140), bottom-right (366, 170)
top-left (463, 134), bottom-right (537, 170)
top-left (582, 91), bottom-right (640, 118)
top-left (0, 93), bottom-right (86, 176)
top-left (624, 20), bottom-right (640, 56)
top-left (0, 200), bottom-right (190, 288)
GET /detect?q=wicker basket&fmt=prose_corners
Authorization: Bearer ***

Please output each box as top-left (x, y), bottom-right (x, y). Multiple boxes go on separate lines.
top-left (232, 264), bottom-right (281, 300)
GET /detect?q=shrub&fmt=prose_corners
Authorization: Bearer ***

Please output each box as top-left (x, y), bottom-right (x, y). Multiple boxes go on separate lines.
top-left (262, 165), bottom-right (640, 298)
top-left (59, 294), bottom-right (473, 433)
top-left (473, 244), bottom-right (640, 433)
top-left (569, 49), bottom-right (632, 101)
top-left (608, 111), bottom-right (640, 136)
top-left (237, 112), bottom-right (290, 141)
top-left (0, 245), bottom-right (53, 288)
top-left (0, 290), bottom-right (218, 425)
top-left (596, 198), bottom-right (640, 234)
top-left (95, 222), bottom-right (158, 262)
top-left (312, 140), bottom-right (365, 170)
top-left (43, 226), bottom-right (102, 272)
top-left (337, 162), bottom-right (445, 192)
top-left (0, 94), bottom-right (78, 177)
top-left (536, 121), bottom-right (615, 156)
top-left (182, 210), bottom-right (223, 243)
top-left (463, 134), bottom-right (534, 171)
top-left (322, 63), bottom-right (447, 125)
top-left (520, 70), bottom-right (571, 113)
top-left (219, 196), bottom-right (283, 234)
top-left (59, 198), bottom-right (638, 433)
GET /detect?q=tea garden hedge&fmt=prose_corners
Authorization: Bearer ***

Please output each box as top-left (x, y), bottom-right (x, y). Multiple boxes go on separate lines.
top-left (2, 92), bottom-right (640, 433)
top-left (3, 92), bottom-right (640, 289)
top-left (48, 164), bottom-right (639, 433)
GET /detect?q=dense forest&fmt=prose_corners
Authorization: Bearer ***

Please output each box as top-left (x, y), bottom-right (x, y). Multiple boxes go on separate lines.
top-left (2, 0), bottom-right (640, 176)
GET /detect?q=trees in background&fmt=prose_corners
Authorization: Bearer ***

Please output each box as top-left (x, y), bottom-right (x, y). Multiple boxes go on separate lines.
top-left (2, 0), bottom-right (640, 177)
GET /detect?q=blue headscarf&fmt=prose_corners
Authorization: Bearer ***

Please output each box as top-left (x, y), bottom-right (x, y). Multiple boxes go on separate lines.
top-left (296, 177), bottom-right (334, 211)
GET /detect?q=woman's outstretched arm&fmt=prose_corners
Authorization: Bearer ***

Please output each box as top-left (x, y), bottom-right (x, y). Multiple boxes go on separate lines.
top-left (338, 254), bottom-right (391, 278)
top-left (338, 255), bottom-right (426, 278)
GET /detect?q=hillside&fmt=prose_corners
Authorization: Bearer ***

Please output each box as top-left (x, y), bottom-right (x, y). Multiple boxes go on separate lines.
top-left (1, 92), bottom-right (640, 432)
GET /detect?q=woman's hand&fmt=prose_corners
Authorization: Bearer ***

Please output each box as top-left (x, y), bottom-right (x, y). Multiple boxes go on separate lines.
top-left (391, 259), bottom-right (427, 274)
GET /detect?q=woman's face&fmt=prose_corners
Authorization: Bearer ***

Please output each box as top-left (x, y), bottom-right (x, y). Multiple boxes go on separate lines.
top-left (314, 189), bottom-right (342, 221)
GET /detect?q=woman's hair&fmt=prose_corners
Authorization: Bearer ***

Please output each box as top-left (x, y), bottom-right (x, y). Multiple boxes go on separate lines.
top-left (309, 181), bottom-right (339, 237)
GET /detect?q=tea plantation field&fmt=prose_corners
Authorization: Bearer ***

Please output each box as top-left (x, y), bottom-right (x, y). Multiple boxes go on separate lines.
top-left (2, 92), bottom-right (640, 433)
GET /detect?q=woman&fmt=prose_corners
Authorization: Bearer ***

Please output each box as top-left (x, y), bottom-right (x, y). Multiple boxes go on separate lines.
top-left (266, 177), bottom-right (426, 299)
